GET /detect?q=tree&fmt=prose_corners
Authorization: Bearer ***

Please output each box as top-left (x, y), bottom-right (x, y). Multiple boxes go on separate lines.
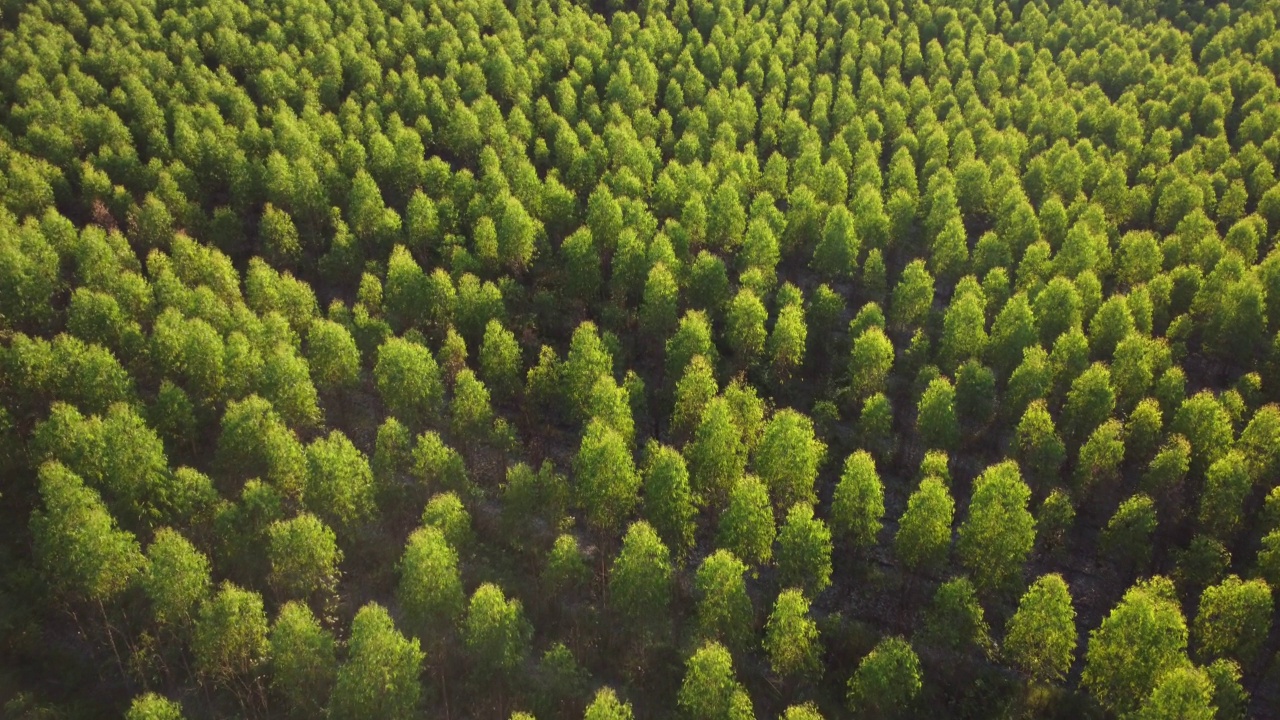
top-left (412, 431), bottom-right (470, 495)
top-left (777, 503), bottom-right (833, 597)
top-left (267, 513), bottom-right (341, 606)
top-left (677, 641), bottom-right (755, 720)
top-left (725, 288), bottom-right (768, 364)
top-left (769, 301), bottom-right (807, 380)
top-left (127, 694), bottom-right (185, 720)
top-left (754, 410), bottom-right (826, 510)
top-left (916, 376), bottom-right (958, 450)
top-left (398, 526), bottom-right (464, 646)
top-left (575, 419), bottom-right (641, 536)
top-left (686, 397), bottom-right (746, 509)
top-left (1172, 392), bottom-right (1234, 478)
top-left (717, 475), bottom-right (776, 567)
top-left (1198, 451), bottom-right (1251, 541)
top-left (1133, 666), bottom-right (1215, 720)
top-left (31, 462), bottom-right (144, 605)
top-left (1102, 495), bottom-right (1158, 572)
top-left (270, 601), bottom-right (337, 719)
top-left (1015, 401), bottom-right (1065, 491)
top-left (306, 319), bottom-right (360, 393)
top-left (640, 262), bottom-right (680, 341)
top-left (1075, 419), bottom-right (1125, 495)
top-left (894, 478), bottom-right (954, 575)
top-left (464, 583), bottom-right (532, 678)
top-left (666, 311), bottom-right (717, 383)
top-left (846, 637), bottom-right (922, 720)
top-left (480, 319), bottom-right (523, 400)
top-left (305, 431), bottom-right (376, 538)
top-left (1062, 363), bottom-right (1115, 444)
top-left (565, 322), bottom-right (614, 421)
top-left (451, 369), bottom-right (495, 442)
top-left (938, 289), bottom-right (988, 373)
top-left (919, 576), bottom-right (990, 654)
top-left (329, 603), bottom-right (424, 720)
top-left (374, 337), bottom-right (444, 428)
top-left (849, 327), bottom-right (894, 400)
top-left (193, 582), bottom-right (269, 702)
top-left (1003, 574), bottom-right (1077, 683)
top-left (1194, 575), bottom-right (1273, 665)
top-left (670, 355), bottom-right (718, 445)
top-left (811, 205), bottom-right (860, 280)
top-left (142, 528), bottom-right (211, 628)
top-left (695, 550), bottom-right (753, 654)
top-left (423, 492), bottom-right (473, 553)
top-left (643, 443), bottom-right (697, 561)
top-left (764, 589), bottom-right (821, 680)
top-left (987, 294), bottom-right (1038, 376)
top-left (956, 462), bottom-right (1034, 593)
top-left (585, 688), bottom-right (635, 720)
top-left (831, 451), bottom-right (885, 550)
top-left (890, 260), bottom-right (934, 332)
top-left (609, 521), bottom-right (673, 643)
top-left (1082, 577), bottom-right (1189, 716)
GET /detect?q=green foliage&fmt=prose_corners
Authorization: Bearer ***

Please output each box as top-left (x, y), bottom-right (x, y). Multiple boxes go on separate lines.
top-left (267, 514), bottom-right (342, 604)
top-left (193, 582), bottom-right (270, 691)
top-left (695, 550), bottom-right (753, 654)
top-left (920, 577), bottom-right (990, 654)
top-left (894, 478), bottom-right (954, 575)
top-left (1193, 576), bottom-right (1273, 665)
top-left (776, 503), bottom-right (833, 597)
top-left (575, 419), bottom-right (641, 536)
top-left (957, 461), bottom-right (1035, 592)
top-left (764, 589), bottom-right (821, 680)
top-left (1003, 574), bottom-right (1077, 683)
top-left (126, 694), bottom-right (185, 720)
top-left (717, 476), bottom-right (776, 568)
top-left (643, 443), bottom-right (697, 562)
top-left (375, 337), bottom-right (444, 428)
top-left (270, 602), bottom-right (337, 719)
top-left (831, 451), bottom-right (885, 550)
top-left (464, 583), bottom-right (533, 677)
top-left (678, 641), bottom-right (755, 720)
top-left (609, 521), bottom-right (673, 642)
top-left (1082, 577), bottom-right (1189, 716)
top-left (846, 637), bottom-right (922, 720)
top-left (330, 603), bottom-right (424, 720)
top-left (398, 527), bottom-right (464, 646)
top-left (754, 410), bottom-right (826, 510)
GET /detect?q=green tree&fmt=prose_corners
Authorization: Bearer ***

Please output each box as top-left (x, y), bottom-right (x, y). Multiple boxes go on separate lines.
top-left (670, 355), bottom-right (718, 445)
top-left (1062, 363), bottom-right (1115, 444)
top-left (769, 301), bottom-right (808, 380)
top-left (894, 478), bottom-right (954, 575)
top-left (267, 513), bottom-right (341, 606)
top-left (609, 521), bottom-right (674, 643)
top-left (641, 262), bottom-right (681, 341)
top-left (375, 337), bottom-right (444, 428)
top-left (725, 288), bottom-right (768, 364)
top-left (193, 582), bottom-right (269, 702)
top-left (846, 637), bottom-right (923, 720)
top-left (270, 601), bottom-right (337, 719)
top-left (464, 583), bottom-right (533, 678)
top-left (305, 431), bottom-right (376, 538)
top-left (890, 260), bottom-right (934, 333)
top-left (565, 322), bottom-right (614, 421)
top-left (480, 319), bottom-right (523, 400)
top-left (764, 588), bottom-right (821, 680)
top-left (695, 550), bottom-right (753, 653)
top-left (849, 327), bottom-right (895, 400)
top-left (643, 443), bottom-right (697, 562)
top-left (811, 205), bottom-right (860, 280)
top-left (1172, 392), bottom-right (1234, 478)
top-left (1134, 666), bottom-right (1215, 720)
top-left (777, 503), bottom-right (833, 597)
top-left (575, 419), bottom-right (641, 536)
top-left (1193, 575), bottom-right (1273, 665)
top-left (126, 694), bottom-right (184, 720)
top-left (307, 319), bottom-right (361, 394)
top-left (1102, 495), bottom-right (1159, 572)
top-left (717, 475), bottom-right (776, 567)
top-left (686, 397), bottom-right (747, 509)
top-left (919, 576), bottom-right (990, 654)
top-left (398, 526), bottom-right (464, 646)
top-left (916, 377), bottom-right (959, 450)
top-left (1082, 577), bottom-right (1189, 716)
top-left (1015, 401), bottom-right (1065, 491)
top-left (957, 461), bottom-right (1035, 593)
top-left (422, 492), bottom-right (473, 553)
top-left (141, 528), bottom-right (210, 629)
top-left (329, 603), bottom-right (424, 720)
top-left (585, 688), bottom-right (635, 720)
top-left (755, 410), bottom-right (826, 510)
top-left (1198, 451), bottom-right (1251, 541)
top-left (31, 462), bottom-right (144, 605)
top-left (678, 641), bottom-right (755, 720)
top-left (831, 451), bottom-right (885, 550)
top-left (1003, 574), bottom-right (1077, 683)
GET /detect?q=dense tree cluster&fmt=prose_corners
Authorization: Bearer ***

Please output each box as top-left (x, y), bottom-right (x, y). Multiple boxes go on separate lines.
top-left (2, 0), bottom-right (1280, 716)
